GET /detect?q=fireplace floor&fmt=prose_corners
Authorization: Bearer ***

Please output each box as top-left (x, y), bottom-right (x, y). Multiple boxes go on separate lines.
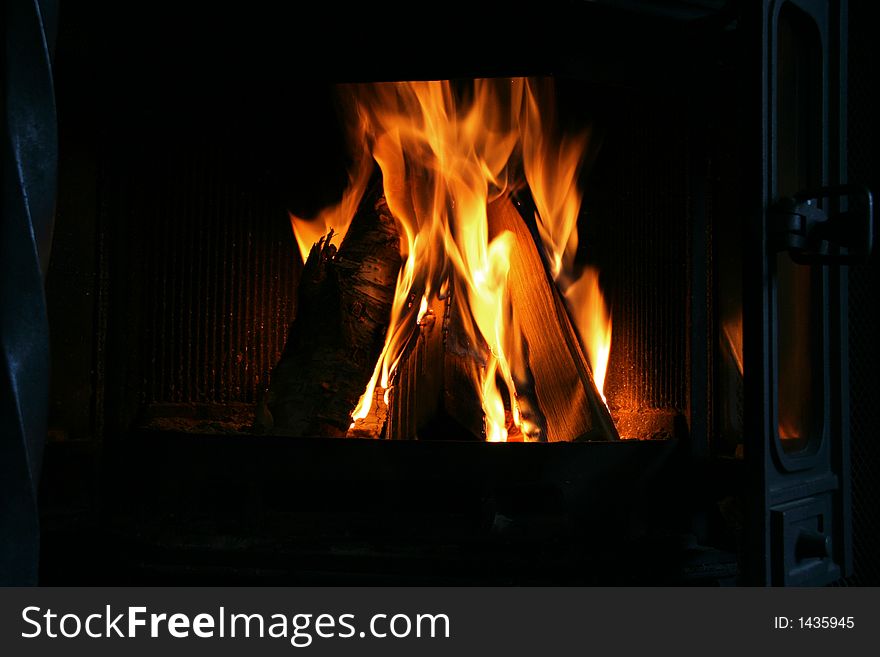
top-left (37, 433), bottom-right (737, 585)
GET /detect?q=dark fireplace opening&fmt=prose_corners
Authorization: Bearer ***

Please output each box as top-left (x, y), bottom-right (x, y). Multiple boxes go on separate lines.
top-left (30, 1), bottom-right (877, 586)
top-left (89, 77), bottom-right (692, 442)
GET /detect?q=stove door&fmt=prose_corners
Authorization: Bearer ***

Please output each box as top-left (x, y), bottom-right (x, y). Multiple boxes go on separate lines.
top-left (744, 0), bottom-right (870, 585)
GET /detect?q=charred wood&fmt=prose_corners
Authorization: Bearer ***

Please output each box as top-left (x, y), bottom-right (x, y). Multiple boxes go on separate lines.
top-left (261, 182), bottom-right (401, 436)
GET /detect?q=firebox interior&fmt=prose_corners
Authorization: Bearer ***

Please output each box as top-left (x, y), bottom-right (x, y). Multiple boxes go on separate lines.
top-left (39, 1), bottom-right (779, 584)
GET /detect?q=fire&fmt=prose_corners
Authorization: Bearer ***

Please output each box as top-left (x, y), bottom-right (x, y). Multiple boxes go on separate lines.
top-left (289, 115), bottom-right (373, 262)
top-left (292, 78), bottom-right (613, 440)
top-left (564, 268), bottom-right (612, 402)
top-left (520, 79), bottom-right (611, 404)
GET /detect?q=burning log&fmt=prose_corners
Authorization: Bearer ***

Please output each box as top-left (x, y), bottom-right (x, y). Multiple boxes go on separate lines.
top-left (260, 181), bottom-right (401, 436)
top-left (262, 79), bottom-right (617, 442)
top-left (386, 292), bottom-right (486, 441)
top-left (486, 195), bottom-right (618, 442)
top-left (388, 194), bottom-right (618, 442)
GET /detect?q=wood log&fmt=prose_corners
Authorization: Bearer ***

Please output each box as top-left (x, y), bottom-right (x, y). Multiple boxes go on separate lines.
top-left (486, 194), bottom-right (619, 442)
top-left (388, 194), bottom-right (618, 442)
top-left (261, 181), bottom-right (401, 436)
top-left (386, 291), bottom-right (484, 441)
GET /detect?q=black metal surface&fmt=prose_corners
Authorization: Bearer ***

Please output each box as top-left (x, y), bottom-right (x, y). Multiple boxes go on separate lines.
top-left (93, 1), bottom-right (722, 88)
top-left (742, 0), bottom-right (854, 585)
top-left (42, 432), bottom-right (687, 585)
top-left (841, 0), bottom-right (880, 586)
top-left (770, 185), bottom-right (873, 264)
top-left (0, 0), bottom-right (58, 585)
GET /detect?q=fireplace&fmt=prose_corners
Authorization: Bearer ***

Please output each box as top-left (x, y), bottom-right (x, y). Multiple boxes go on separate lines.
top-left (6, 0), bottom-right (874, 585)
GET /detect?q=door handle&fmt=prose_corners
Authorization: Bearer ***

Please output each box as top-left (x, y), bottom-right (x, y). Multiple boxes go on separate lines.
top-left (770, 185), bottom-right (873, 265)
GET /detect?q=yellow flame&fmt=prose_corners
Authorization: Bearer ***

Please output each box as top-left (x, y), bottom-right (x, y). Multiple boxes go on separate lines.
top-left (522, 80), bottom-right (588, 281)
top-left (416, 294), bottom-right (429, 323)
top-left (300, 78), bottom-right (612, 438)
top-left (347, 80), bottom-right (524, 442)
top-left (520, 80), bottom-right (611, 407)
top-left (564, 268), bottom-right (612, 403)
top-left (289, 115), bottom-right (373, 262)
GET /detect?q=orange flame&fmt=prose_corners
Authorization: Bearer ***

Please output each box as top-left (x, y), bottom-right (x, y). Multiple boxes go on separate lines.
top-left (520, 80), bottom-right (611, 404)
top-left (289, 115), bottom-right (373, 262)
top-left (295, 78), bottom-right (612, 440)
top-left (564, 268), bottom-right (612, 402)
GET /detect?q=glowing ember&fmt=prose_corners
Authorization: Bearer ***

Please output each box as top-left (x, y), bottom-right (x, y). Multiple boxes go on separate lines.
top-left (778, 422), bottom-right (801, 440)
top-left (292, 78), bottom-right (613, 441)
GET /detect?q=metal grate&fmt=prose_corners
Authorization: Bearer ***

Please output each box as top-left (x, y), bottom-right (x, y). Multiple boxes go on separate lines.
top-left (139, 139), bottom-right (299, 407)
top-left (584, 97), bottom-right (691, 417)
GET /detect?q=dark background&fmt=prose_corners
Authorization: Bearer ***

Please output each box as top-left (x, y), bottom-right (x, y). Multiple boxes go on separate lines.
top-left (840, 0), bottom-right (879, 586)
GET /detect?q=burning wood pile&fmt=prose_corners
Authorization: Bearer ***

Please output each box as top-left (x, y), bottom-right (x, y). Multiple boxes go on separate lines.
top-left (258, 78), bottom-right (617, 442)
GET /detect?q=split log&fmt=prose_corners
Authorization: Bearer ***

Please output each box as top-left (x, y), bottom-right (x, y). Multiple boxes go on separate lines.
top-left (485, 194), bottom-right (618, 442)
top-left (261, 181), bottom-right (401, 436)
top-left (387, 194), bottom-right (618, 442)
top-left (386, 291), bottom-right (485, 441)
